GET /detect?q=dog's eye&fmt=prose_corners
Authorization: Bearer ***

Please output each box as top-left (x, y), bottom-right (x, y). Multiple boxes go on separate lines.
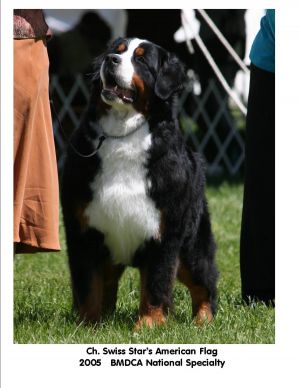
top-left (135, 56), bottom-right (145, 63)
top-left (115, 43), bottom-right (126, 54)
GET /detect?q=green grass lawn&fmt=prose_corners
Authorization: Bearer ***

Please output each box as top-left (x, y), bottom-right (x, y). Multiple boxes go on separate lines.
top-left (14, 182), bottom-right (275, 344)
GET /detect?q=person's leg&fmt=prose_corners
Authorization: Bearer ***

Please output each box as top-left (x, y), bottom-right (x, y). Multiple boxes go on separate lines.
top-left (240, 64), bottom-right (275, 304)
top-left (14, 39), bottom-right (60, 253)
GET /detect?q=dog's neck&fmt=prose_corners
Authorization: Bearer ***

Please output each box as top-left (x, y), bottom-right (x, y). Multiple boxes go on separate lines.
top-left (100, 106), bottom-right (146, 138)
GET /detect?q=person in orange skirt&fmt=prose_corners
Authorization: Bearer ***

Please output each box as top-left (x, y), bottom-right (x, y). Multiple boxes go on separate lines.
top-left (14, 10), bottom-right (60, 253)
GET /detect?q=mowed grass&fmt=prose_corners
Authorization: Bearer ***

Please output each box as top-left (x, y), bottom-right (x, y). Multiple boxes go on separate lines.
top-left (14, 183), bottom-right (275, 344)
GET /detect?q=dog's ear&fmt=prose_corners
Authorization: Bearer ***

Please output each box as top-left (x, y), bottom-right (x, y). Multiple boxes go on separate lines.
top-left (86, 53), bottom-right (109, 119)
top-left (91, 52), bottom-right (105, 83)
top-left (154, 53), bottom-right (186, 100)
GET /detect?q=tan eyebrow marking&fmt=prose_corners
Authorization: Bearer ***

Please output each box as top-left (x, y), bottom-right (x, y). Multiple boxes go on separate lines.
top-left (116, 43), bottom-right (126, 53)
top-left (135, 47), bottom-right (145, 56)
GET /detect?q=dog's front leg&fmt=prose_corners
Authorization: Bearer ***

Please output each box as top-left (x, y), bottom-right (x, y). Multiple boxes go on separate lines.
top-left (135, 244), bottom-right (178, 330)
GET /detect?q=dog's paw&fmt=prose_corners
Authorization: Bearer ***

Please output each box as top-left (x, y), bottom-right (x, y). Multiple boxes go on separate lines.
top-left (134, 307), bottom-right (166, 330)
top-left (193, 302), bottom-right (213, 325)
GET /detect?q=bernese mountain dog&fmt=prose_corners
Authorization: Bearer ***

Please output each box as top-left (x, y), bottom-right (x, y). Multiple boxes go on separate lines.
top-left (61, 37), bottom-right (218, 329)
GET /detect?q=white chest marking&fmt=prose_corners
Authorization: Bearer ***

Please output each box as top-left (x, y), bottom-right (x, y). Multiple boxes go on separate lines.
top-left (84, 121), bottom-right (160, 265)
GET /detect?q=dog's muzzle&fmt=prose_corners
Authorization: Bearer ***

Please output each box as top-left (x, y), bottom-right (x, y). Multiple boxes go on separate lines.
top-left (101, 55), bottom-right (136, 104)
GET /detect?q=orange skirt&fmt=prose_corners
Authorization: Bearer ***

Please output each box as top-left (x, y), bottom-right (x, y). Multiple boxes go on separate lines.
top-left (14, 39), bottom-right (60, 253)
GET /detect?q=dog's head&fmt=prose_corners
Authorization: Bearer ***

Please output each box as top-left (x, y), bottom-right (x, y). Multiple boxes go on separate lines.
top-left (94, 37), bottom-right (186, 115)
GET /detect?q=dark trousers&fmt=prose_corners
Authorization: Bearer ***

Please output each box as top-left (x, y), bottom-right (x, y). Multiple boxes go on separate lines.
top-left (240, 64), bottom-right (275, 304)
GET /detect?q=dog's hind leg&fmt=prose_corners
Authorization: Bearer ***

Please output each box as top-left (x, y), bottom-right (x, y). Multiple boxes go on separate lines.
top-left (177, 262), bottom-right (216, 324)
top-left (178, 202), bottom-right (218, 324)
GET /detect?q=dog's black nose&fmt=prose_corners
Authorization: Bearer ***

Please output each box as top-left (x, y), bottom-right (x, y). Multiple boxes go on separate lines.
top-left (106, 54), bottom-right (121, 65)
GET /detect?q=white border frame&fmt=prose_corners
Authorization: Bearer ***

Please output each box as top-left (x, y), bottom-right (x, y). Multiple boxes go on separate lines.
top-left (2, 1), bottom-right (300, 387)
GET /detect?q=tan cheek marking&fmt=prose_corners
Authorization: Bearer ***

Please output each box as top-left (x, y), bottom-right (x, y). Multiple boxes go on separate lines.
top-left (132, 73), bottom-right (150, 115)
top-left (132, 73), bottom-right (145, 94)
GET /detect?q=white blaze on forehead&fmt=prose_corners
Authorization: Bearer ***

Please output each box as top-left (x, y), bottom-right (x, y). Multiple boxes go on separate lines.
top-left (115, 38), bottom-right (146, 88)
